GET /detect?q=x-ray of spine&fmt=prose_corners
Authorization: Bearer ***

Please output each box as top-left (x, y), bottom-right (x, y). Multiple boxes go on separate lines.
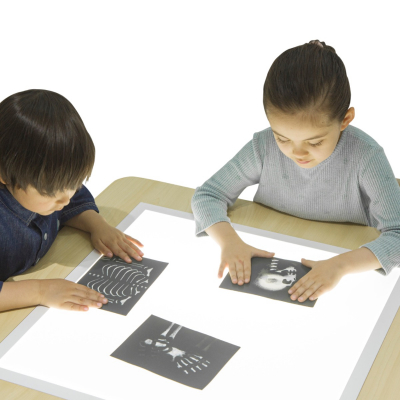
top-left (78, 256), bottom-right (169, 316)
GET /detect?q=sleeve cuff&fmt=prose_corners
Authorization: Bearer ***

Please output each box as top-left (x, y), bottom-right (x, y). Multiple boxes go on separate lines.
top-left (0, 281), bottom-right (3, 292)
top-left (360, 243), bottom-right (389, 276)
top-left (195, 217), bottom-right (231, 237)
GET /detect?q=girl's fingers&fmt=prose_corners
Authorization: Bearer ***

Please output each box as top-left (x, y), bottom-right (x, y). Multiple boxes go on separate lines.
top-left (236, 261), bottom-right (245, 285)
top-left (253, 248), bottom-right (275, 258)
top-left (244, 259), bottom-right (252, 283)
top-left (291, 279), bottom-right (313, 300)
top-left (218, 261), bottom-right (227, 278)
top-left (310, 287), bottom-right (325, 301)
top-left (297, 283), bottom-right (322, 302)
top-left (228, 263), bottom-right (238, 284)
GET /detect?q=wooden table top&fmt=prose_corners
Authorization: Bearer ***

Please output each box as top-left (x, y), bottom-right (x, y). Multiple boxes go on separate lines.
top-left (1, 176), bottom-right (399, 400)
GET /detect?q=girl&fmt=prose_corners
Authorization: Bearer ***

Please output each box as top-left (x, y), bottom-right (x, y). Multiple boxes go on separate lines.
top-left (191, 40), bottom-right (400, 303)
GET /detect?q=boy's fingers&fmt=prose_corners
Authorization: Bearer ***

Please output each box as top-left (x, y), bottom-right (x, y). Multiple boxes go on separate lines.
top-left (124, 239), bottom-right (144, 256)
top-left (79, 288), bottom-right (107, 304)
top-left (228, 263), bottom-right (238, 284)
top-left (126, 235), bottom-right (144, 247)
top-left (64, 302), bottom-right (89, 312)
top-left (75, 284), bottom-right (104, 300)
top-left (120, 242), bottom-right (142, 262)
top-left (72, 296), bottom-right (104, 308)
top-left (96, 241), bottom-right (113, 258)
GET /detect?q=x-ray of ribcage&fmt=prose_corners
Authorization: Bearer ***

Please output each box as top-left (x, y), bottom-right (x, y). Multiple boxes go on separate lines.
top-left (77, 256), bottom-right (169, 315)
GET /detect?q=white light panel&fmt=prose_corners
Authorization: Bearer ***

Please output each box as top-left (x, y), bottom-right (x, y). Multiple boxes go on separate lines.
top-left (0, 204), bottom-right (399, 400)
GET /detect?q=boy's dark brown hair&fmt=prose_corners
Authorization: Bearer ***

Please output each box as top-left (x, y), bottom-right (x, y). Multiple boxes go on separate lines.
top-left (0, 89), bottom-right (95, 196)
top-left (263, 40), bottom-right (351, 126)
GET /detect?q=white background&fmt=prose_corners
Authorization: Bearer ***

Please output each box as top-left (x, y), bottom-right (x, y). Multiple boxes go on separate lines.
top-left (0, 0), bottom-right (399, 200)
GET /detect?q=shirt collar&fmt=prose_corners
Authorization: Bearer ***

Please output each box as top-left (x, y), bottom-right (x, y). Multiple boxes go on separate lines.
top-left (0, 187), bottom-right (37, 226)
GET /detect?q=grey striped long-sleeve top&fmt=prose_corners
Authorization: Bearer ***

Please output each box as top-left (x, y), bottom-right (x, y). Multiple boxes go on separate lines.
top-left (191, 124), bottom-right (400, 275)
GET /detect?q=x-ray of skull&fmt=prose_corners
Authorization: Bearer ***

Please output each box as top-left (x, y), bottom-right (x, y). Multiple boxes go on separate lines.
top-left (219, 257), bottom-right (317, 307)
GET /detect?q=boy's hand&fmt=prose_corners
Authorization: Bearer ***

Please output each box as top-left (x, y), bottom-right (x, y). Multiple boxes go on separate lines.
top-left (90, 222), bottom-right (144, 263)
top-left (38, 279), bottom-right (108, 311)
top-left (219, 238), bottom-right (275, 285)
top-left (288, 257), bottom-right (346, 302)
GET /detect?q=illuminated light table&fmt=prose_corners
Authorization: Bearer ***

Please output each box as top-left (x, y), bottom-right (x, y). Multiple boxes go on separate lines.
top-left (0, 177), bottom-right (399, 400)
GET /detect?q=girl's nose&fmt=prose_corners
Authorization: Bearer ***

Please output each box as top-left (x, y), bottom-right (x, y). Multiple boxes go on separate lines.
top-left (292, 145), bottom-right (308, 157)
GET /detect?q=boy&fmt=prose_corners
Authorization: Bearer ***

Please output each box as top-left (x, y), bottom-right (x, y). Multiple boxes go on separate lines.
top-left (0, 89), bottom-right (144, 312)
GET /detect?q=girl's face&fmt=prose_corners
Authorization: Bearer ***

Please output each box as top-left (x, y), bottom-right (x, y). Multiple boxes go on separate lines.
top-left (267, 108), bottom-right (355, 169)
top-left (0, 179), bottom-right (76, 215)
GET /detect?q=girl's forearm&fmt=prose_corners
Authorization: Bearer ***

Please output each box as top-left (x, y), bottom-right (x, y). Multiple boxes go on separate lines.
top-left (335, 247), bottom-right (382, 275)
top-left (0, 280), bottom-right (41, 312)
top-left (205, 222), bottom-right (243, 248)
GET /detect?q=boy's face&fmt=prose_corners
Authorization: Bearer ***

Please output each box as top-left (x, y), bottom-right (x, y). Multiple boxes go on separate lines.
top-left (266, 107), bottom-right (355, 169)
top-left (1, 180), bottom-right (76, 215)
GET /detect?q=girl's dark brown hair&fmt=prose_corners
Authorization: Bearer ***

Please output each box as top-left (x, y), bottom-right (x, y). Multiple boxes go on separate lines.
top-left (263, 40), bottom-right (351, 126)
top-left (0, 89), bottom-right (95, 196)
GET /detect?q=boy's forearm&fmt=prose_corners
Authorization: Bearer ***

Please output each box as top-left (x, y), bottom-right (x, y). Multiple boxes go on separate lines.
top-left (335, 247), bottom-right (382, 275)
top-left (63, 210), bottom-right (106, 234)
top-left (0, 280), bottom-right (41, 312)
top-left (205, 222), bottom-right (243, 247)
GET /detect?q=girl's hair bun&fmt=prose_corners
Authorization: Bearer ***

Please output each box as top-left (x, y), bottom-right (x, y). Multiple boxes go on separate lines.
top-left (308, 39), bottom-right (336, 54)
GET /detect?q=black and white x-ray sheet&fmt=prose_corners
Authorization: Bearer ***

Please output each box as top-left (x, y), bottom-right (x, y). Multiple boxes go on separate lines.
top-left (220, 256), bottom-right (316, 307)
top-left (111, 315), bottom-right (240, 390)
top-left (77, 256), bottom-right (168, 315)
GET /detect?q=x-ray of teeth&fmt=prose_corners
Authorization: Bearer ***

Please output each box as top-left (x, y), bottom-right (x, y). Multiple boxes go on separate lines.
top-left (111, 315), bottom-right (240, 390)
top-left (219, 257), bottom-right (317, 307)
top-left (77, 256), bottom-right (168, 315)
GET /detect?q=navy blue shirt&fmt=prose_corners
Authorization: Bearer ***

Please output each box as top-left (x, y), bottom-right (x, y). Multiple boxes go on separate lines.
top-left (0, 185), bottom-right (99, 291)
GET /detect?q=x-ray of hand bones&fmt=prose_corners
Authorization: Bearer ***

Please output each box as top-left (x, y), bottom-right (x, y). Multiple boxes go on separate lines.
top-left (139, 322), bottom-right (213, 375)
top-left (86, 256), bottom-right (153, 306)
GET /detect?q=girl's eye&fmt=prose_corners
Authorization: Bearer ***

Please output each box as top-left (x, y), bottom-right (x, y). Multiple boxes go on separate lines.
top-left (309, 141), bottom-right (323, 147)
top-left (276, 136), bottom-right (289, 144)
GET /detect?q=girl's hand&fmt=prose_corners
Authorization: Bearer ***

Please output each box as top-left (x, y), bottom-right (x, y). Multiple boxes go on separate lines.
top-left (288, 257), bottom-right (346, 302)
top-left (219, 238), bottom-right (275, 285)
top-left (90, 222), bottom-right (144, 263)
top-left (38, 279), bottom-right (108, 311)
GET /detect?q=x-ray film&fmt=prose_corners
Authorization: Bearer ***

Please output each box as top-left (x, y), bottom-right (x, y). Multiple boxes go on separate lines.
top-left (111, 315), bottom-right (240, 389)
top-left (77, 256), bottom-right (168, 315)
top-left (220, 256), bottom-right (316, 307)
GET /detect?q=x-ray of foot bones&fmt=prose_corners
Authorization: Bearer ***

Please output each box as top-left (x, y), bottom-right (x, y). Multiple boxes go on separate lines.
top-left (77, 256), bottom-right (169, 316)
top-left (219, 257), bottom-right (316, 307)
top-left (111, 315), bottom-right (241, 390)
